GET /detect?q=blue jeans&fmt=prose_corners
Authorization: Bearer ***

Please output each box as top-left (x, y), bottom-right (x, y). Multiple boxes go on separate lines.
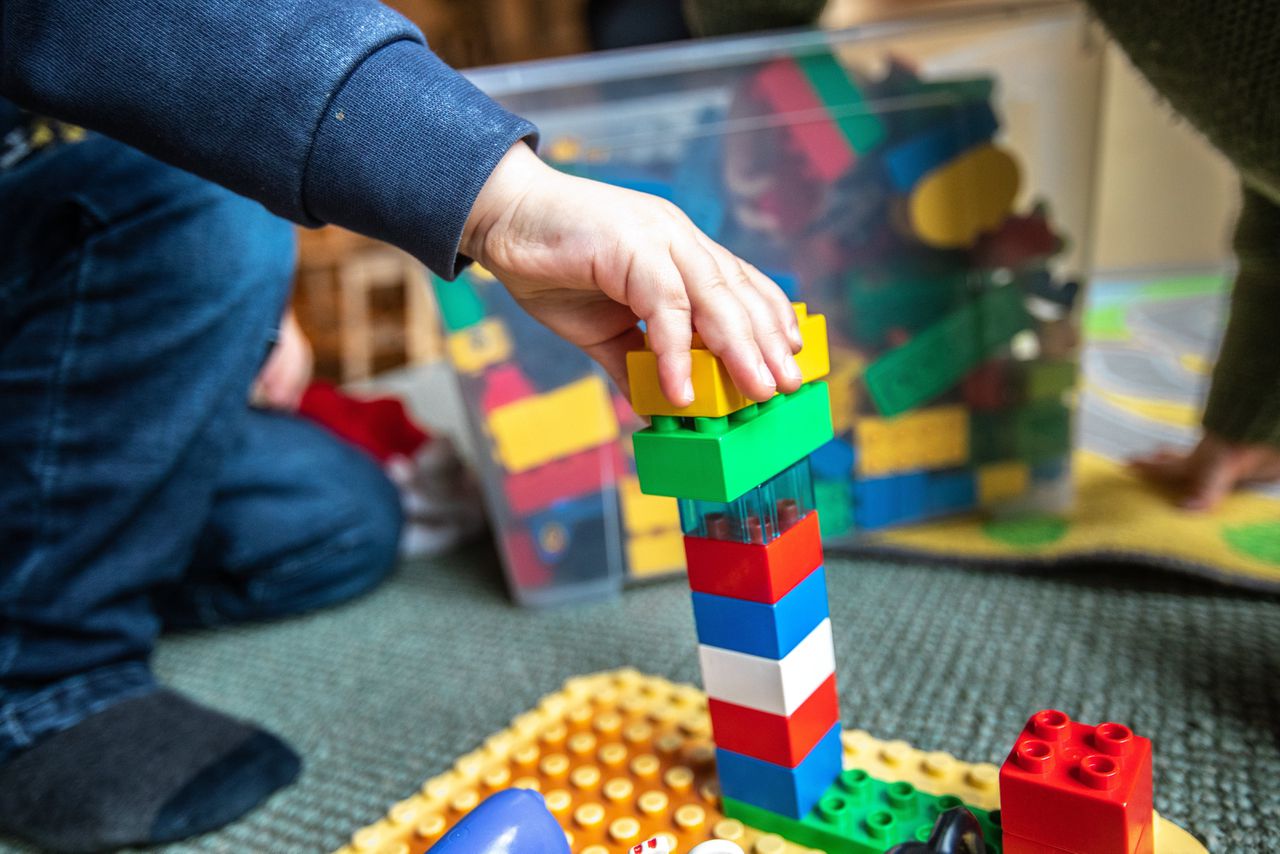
top-left (0, 119), bottom-right (403, 762)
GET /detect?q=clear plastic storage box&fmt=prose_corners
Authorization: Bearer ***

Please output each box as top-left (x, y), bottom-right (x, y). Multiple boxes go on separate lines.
top-left (434, 0), bottom-right (1102, 605)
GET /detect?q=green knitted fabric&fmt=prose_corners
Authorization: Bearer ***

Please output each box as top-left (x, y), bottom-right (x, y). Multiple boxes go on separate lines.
top-left (1204, 186), bottom-right (1280, 445)
top-left (1087, 1), bottom-right (1280, 446)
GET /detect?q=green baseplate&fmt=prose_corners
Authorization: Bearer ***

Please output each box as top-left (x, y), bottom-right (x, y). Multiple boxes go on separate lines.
top-left (337, 670), bottom-right (1207, 854)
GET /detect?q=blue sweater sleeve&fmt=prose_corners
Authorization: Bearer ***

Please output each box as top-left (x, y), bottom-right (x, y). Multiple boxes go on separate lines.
top-left (0, 0), bottom-right (537, 277)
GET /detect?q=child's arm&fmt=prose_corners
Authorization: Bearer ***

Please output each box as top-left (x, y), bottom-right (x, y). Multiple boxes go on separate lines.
top-left (0, 0), bottom-right (801, 403)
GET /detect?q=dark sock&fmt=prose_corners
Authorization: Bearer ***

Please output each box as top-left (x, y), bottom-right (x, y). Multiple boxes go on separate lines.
top-left (0, 689), bottom-right (301, 853)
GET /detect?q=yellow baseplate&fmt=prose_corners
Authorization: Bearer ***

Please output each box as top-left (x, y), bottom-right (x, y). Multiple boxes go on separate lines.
top-left (338, 670), bottom-right (1206, 854)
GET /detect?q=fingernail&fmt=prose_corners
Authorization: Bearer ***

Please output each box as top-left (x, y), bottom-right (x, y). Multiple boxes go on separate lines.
top-left (789, 323), bottom-right (804, 349)
top-left (681, 378), bottom-right (694, 405)
top-left (784, 355), bottom-right (803, 383)
top-left (758, 362), bottom-right (776, 389)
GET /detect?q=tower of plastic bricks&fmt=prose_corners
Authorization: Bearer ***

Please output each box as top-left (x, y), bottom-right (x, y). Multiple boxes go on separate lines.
top-left (627, 304), bottom-right (841, 820)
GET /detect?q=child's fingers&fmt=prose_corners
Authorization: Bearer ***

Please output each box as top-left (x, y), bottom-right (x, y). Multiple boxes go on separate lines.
top-left (696, 234), bottom-right (801, 355)
top-left (672, 237), bottom-right (776, 402)
top-left (741, 259), bottom-right (803, 353)
top-left (698, 240), bottom-right (802, 394)
top-left (629, 256), bottom-right (695, 407)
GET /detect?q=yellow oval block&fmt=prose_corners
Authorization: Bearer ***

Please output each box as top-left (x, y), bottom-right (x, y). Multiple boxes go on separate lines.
top-left (909, 144), bottom-right (1020, 249)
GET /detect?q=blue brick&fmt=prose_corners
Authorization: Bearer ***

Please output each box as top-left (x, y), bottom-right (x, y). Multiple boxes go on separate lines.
top-left (691, 566), bottom-right (829, 658)
top-left (883, 100), bottom-right (999, 190)
top-left (716, 722), bottom-right (843, 819)
top-left (853, 472), bottom-right (928, 530)
top-left (924, 468), bottom-right (977, 515)
top-left (809, 438), bottom-right (855, 481)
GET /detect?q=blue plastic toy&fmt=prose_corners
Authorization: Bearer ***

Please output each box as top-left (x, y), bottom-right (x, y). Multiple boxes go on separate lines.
top-left (427, 789), bottom-right (570, 854)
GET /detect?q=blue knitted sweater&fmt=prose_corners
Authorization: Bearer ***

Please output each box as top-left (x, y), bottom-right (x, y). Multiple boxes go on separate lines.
top-left (0, 0), bottom-right (537, 277)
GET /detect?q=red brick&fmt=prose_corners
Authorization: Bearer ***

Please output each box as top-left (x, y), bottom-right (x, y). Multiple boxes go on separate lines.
top-left (684, 511), bottom-right (823, 604)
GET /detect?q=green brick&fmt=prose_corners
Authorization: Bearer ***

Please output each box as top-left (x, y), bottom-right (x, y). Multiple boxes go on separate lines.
top-left (864, 286), bottom-right (1032, 416)
top-left (431, 274), bottom-right (486, 332)
top-left (723, 770), bottom-right (1002, 854)
top-left (632, 382), bottom-right (834, 502)
top-left (796, 54), bottom-right (886, 153)
top-left (1024, 359), bottom-right (1077, 402)
top-left (970, 411), bottom-right (1017, 464)
top-left (971, 400), bottom-right (1072, 465)
top-left (846, 269), bottom-right (969, 349)
top-left (814, 479), bottom-right (854, 537)
top-left (1017, 399), bottom-right (1073, 464)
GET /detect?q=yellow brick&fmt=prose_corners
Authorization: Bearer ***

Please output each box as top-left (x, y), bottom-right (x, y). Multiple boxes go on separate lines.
top-left (825, 347), bottom-right (863, 435)
top-left (618, 476), bottom-right (680, 535)
top-left (487, 376), bottom-right (619, 474)
top-left (909, 144), bottom-right (1020, 249)
top-left (626, 530), bottom-right (686, 577)
top-left (977, 461), bottom-right (1030, 505)
top-left (626, 304), bottom-right (829, 418)
top-left (446, 318), bottom-right (511, 374)
top-left (855, 406), bottom-right (968, 477)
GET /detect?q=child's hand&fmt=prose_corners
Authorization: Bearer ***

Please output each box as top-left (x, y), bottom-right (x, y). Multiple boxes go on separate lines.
top-left (251, 310), bottom-right (313, 412)
top-left (1129, 432), bottom-right (1280, 510)
top-left (461, 142), bottom-right (805, 407)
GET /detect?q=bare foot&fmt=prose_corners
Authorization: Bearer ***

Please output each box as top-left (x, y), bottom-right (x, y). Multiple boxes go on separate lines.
top-left (1129, 432), bottom-right (1280, 510)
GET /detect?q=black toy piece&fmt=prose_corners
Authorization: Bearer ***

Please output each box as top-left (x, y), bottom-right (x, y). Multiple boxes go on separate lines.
top-left (884, 806), bottom-right (989, 854)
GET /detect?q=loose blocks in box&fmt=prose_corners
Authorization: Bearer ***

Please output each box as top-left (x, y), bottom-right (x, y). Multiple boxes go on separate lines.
top-left (488, 375), bottom-right (619, 474)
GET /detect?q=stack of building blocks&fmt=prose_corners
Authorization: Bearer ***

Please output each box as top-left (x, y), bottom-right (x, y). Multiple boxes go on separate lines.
top-left (629, 303), bottom-right (843, 823)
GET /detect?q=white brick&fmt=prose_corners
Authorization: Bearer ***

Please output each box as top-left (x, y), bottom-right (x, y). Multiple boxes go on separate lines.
top-left (697, 618), bottom-right (834, 716)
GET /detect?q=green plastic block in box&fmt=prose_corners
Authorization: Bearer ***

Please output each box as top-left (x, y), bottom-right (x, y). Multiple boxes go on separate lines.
top-left (814, 479), bottom-right (854, 538)
top-left (632, 382), bottom-right (834, 502)
top-left (797, 54), bottom-right (886, 154)
top-left (1024, 359), bottom-right (1077, 402)
top-left (864, 285), bottom-right (1031, 416)
top-left (431, 274), bottom-right (486, 331)
top-left (1017, 399), bottom-right (1072, 464)
top-left (971, 400), bottom-right (1072, 465)
top-left (723, 769), bottom-right (1002, 854)
top-left (846, 269), bottom-right (969, 350)
top-left (970, 411), bottom-right (1017, 464)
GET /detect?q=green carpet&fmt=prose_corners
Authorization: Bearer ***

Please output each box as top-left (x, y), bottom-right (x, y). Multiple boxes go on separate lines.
top-left (2, 544), bottom-right (1275, 853)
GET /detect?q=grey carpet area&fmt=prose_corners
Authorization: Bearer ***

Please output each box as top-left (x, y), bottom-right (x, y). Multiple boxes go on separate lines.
top-left (2, 545), bottom-right (1276, 853)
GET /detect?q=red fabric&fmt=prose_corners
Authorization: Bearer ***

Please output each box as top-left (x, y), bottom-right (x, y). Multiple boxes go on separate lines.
top-left (299, 380), bottom-right (430, 463)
